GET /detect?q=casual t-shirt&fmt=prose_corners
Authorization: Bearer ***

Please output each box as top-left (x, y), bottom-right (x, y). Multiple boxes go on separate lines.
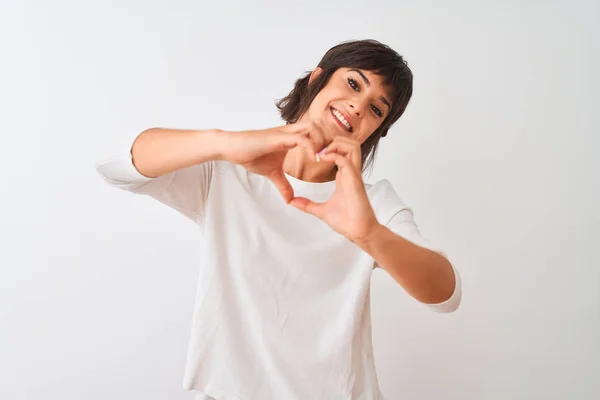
top-left (96, 140), bottom-right (462, 400)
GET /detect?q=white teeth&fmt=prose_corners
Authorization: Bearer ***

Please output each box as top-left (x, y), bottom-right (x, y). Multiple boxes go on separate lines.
top-left (332, 108), bottom-right (351, 131)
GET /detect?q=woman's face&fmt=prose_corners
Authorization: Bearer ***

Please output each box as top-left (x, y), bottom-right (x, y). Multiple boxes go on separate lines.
top-left (302, 67), bottom-right (392, 145)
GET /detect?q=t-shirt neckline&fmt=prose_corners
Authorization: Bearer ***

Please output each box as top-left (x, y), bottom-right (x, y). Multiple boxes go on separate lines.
top-left (283, 171), bottom-right (337, 196)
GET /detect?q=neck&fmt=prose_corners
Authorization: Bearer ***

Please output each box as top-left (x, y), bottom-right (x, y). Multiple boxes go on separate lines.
top-left (283, 146), bottom-right (336, 183)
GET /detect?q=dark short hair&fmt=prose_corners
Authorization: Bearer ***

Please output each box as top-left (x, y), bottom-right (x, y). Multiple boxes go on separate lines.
top-left (275, 39), bottom-right (414, 173)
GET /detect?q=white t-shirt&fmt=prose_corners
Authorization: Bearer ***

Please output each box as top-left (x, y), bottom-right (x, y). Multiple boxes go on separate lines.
top-left (96, 142), bottom-right (461, 400)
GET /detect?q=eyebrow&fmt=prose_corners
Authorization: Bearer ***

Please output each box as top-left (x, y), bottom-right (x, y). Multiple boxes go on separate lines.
top-left (348, 68), bottom-right (392, 111)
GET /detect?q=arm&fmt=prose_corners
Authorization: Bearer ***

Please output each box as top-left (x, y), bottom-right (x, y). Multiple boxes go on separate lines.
top-left (130, 127), bottom-right (228, 178)
top-left (355, 223), bottom-right (457, 306)
top-left (96, 124), bottom-right (319, 220)
top-left (289, 138), bottom-right (461, 313)
top-left (96, 128), bottom-right (229, 223)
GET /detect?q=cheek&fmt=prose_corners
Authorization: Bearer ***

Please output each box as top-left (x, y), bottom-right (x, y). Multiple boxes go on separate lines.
top-left (305, 101), bottom-right (321, 118)
top-left (358, 120), bottom-right (381, 140)
top-left (307, 93), bottom-right (329, 113)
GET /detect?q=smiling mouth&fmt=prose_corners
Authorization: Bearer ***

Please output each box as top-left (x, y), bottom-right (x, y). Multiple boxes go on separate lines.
top-left (330, 107), bottom-right (352, 132)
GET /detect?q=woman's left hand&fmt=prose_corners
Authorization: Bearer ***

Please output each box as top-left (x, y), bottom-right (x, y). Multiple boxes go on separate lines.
top-left (289, 136), bottom-right (380, 244)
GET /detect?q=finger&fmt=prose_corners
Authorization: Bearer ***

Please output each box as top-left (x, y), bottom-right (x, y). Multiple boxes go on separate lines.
top-left (279, 132), bottom-right (318, 162)
top-left (330, 135), bottom-right (362, 151)
top-left (312, 119), bottom-right (333, 151)
top-left (285, 121), bottom-right (328, 155)
top-left (320, 141), bottom-right (361, 170)
top-left (319, 152), bottom-right (353, 171)
top-left (322, 141), bottom-right (353, 157)
top-left (307, 121), bottom-right (328, 154)
top-left (289, 196), bottom-right (326, 219)
top-left (280, 120), bottom-right (310, 134)
top-left (267, 170), bottom-right (294, 204)
top-left (330, 135), bottom-right (361, 147)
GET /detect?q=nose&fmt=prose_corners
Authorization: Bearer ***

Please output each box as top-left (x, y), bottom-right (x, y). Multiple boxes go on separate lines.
top-left (349, 99), bottom-right (366, 118)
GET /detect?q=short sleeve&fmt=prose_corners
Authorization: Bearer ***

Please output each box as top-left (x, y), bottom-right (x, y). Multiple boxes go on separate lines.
top-left (378, 208), bottom-right (462, 313)
top-left (95, 137), bottom-right (215, 225)
top-left (369, 179), bottom-right (462, 313)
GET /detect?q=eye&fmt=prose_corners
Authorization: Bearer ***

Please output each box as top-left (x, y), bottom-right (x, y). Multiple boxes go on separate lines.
top-left (347, 78), bottom-right (359, 91)
top-left (348, 76), bottom-right (384, 118)
top-left (371, 105), bottom-right (383, 118)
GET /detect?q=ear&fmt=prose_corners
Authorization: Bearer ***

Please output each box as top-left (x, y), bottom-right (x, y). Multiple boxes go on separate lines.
top-left (308, 67), bottom-right (323, 85)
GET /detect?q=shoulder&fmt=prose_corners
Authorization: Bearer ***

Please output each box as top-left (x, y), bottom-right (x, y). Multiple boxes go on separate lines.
top-left (364, 178), bottom-right (412, 225)
top-left (364, 178), bottom-right (407, 208)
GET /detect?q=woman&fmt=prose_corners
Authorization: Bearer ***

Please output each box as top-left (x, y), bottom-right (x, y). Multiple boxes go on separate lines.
top-left (97, 39), bottom-right (462, 400)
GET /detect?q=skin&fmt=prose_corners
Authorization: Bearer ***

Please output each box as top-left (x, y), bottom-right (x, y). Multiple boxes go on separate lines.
top-left (282, 67), bottom-right (457, 305)
top-left (128, 66), bottom-right (457, 305)
top-left (283, 66), bottom-right (392, 243)
top-left (283, 67), bottom-right (391, 183)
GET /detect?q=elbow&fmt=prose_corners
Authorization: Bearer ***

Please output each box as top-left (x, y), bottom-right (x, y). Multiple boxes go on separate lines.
top-left (422, 285), bottom-right (461, 313)
top-left (435, 288), bottom-right (461, 313)
top-left (418, 285), bottom-right (453, 305)
top-left (423, 260), bottom-right (462, 313)
top-left (439, 265), bottom-right (458, 303)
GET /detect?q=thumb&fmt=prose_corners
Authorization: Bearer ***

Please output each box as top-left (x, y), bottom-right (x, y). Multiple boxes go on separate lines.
top-left (289, 196), bottom-right (325, 218)
top-left (268, 170), bottom-right (294, 204)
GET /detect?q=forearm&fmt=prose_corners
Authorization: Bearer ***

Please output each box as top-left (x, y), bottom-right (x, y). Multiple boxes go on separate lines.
top-left (356, 224), bottom-right (456, 304)
top-left (131, 128), bottom-right (228, 178)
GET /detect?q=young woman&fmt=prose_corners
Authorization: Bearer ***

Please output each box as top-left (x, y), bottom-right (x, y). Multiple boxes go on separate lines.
top-left (97, 39), bottom-right (462, 400)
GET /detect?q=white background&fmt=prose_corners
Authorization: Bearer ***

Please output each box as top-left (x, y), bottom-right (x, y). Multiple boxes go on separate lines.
top-left (1, 0), bottom-right (598, 399)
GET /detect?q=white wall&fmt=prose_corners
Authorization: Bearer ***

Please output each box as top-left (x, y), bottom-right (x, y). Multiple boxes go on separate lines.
top-left (1, 1), bottom-right (598, 399)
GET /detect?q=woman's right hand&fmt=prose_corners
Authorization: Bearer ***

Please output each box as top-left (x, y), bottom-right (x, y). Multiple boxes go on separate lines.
top-left (220, 122), bottom-right (328, 203)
